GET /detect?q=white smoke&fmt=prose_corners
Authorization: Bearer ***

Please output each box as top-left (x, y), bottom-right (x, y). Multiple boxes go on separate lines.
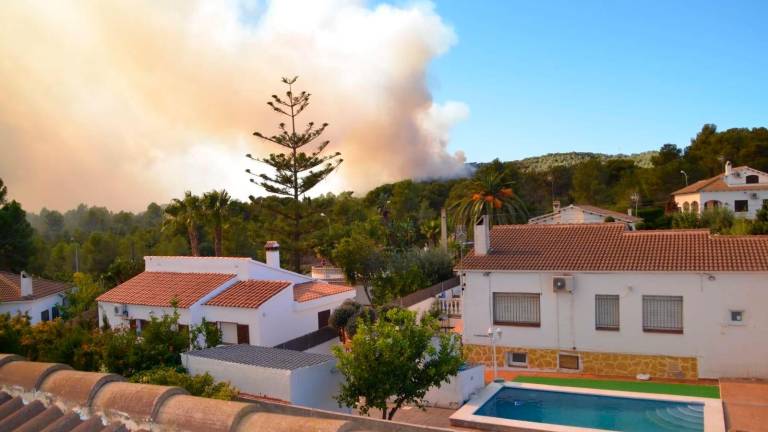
top-left (0, 0), bottom-right (469, 211)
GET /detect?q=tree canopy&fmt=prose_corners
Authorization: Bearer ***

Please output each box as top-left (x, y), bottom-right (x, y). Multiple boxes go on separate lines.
top-left (332, 307), bottom-right (463, 420)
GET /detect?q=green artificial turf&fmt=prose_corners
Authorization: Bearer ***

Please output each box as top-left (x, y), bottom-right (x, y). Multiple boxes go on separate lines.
top-left (513, 376), bottom-right (720, 399)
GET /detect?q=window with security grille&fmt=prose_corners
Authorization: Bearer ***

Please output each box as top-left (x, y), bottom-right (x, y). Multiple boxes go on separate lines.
top-left (595, 295), bottom-right (619, 330)
top-left (493, 293), bottom-right (540, 326)
top-left (643, 295), bottom-right (683, 333)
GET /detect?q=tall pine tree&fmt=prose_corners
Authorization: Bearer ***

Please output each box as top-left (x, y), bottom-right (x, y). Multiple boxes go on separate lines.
top-left (247, 77), bottom-right (342, 272)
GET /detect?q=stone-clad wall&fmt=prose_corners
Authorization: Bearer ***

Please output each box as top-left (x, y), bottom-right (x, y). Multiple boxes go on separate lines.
top-left (464, 344), bottom-right (698, 379)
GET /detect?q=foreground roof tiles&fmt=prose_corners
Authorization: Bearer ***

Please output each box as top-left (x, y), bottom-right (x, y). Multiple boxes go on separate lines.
top-left (204, 280), bottom-right (291, 309)
top-left (293, 281), bottom-right (355, 303)
top-left (459, 223), bottom-right (768, 272)
top-left (186, 344), bottom-right (334, 370)
top-left (0, 271), bottom-right (71, 302)
top-left (0, 353), bottom-right (373, 432)
top-left (96, 272), bottom-right (236, 308)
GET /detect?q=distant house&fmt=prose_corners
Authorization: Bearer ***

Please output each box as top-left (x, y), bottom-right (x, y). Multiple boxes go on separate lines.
top-left (96, 242), bottom-right (355, 347)
top-left (182, 344), bottom-right (346, 412)
top-left (528, 202), bottom-right (641, 229)
top-left (0, 271), bottom-right (72, 323)
top-left (458, 217), bottom-right (768, 379)
top-left (672, 161), bottom-right (768, 218)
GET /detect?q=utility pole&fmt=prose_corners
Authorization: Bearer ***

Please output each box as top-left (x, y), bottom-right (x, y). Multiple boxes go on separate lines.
top-left (440, 208), bottom-right (448, 252)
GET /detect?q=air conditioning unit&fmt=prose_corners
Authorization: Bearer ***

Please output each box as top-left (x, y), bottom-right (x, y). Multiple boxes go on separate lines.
top-left (552, 276), bottom-right (574, 293)
top-left (750, 193), bottom-right (759, 200)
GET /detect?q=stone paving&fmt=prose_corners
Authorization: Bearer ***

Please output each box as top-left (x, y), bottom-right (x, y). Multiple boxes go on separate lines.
top-left (721, 379), bottom-right (768, 432)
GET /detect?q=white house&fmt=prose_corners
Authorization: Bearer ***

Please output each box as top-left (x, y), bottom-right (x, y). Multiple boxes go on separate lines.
top-left (182, 344), bottom-right (347, 412)
top-left (96, 243), bottom-right (355, 347)
top-left (528, 202), bottom-right (642, 229)
top-left (0, 271), bottom-right (72, 323)
top-left (672, 161), bottom-right (768, 218)
top-left (458, 217), bottom-right (768, 380)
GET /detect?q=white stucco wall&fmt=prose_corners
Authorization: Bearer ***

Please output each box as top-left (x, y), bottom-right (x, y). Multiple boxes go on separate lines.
top-left (98, 302), bottom-right (192, 330)
top-left (289, 359), bottom-right (349, 412)
top-left (182, 354), bottom-right (293, 402)
top-left (181, 353), bottom-right (347, 412)
top-left (144, 256), bottom-right (312, 284)
top-left (0, 293), bottom-right (65, 324)
top-left (461, 270), bottom-right (768, 378)
top-left (423, 364), bottom-right (485, 409)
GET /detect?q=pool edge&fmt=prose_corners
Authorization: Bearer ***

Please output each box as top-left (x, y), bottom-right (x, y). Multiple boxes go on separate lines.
top-left (449, 381), bottom-right (725, 432)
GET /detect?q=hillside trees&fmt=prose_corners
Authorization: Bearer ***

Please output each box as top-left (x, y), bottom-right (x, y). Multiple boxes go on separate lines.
top-left (0, 178), bottom-right (35, 272)
top-left (247, 76), bottom-right (343, 272)
top-left (164, 191), bottom-right (204, 256)
top-left (203, 190), bottom-right (231, 256)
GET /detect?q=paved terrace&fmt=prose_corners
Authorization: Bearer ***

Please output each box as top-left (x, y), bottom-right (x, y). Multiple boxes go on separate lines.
top-left (0, 353), bottom-right (453, 432)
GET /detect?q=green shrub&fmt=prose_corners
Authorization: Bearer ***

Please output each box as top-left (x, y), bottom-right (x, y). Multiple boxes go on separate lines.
top-left (129, 367), bottom-right (238, 400)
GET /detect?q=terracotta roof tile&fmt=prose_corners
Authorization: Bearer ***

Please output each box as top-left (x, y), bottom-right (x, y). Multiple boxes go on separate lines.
top-left (96, 272), bottom-right (236, 308)
top-left (204, 280), bottom-right (291, 309)
top-left (0, 271), bottom-right (72, 302)
top-left (0, 355), bottom-right (437, 432)
top-left (459, 223), bottom-right (768, 272)
top-left (293, 281), bottom-right (354, 303)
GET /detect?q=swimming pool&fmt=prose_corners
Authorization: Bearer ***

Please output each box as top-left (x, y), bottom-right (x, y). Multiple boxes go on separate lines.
top-left (450, 382), bottom-right (725, 432)
top-left (476, 386), bottom-right (702, 431)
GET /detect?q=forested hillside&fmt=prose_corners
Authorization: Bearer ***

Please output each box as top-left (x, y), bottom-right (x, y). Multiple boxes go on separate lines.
top-left (2, 124), bottom-right (767, 291)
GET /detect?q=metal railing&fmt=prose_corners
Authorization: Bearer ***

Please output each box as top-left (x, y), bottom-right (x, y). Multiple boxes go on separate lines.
top-left (310, 266), bottom-right (346, 282)
top-left (395, 276), bottom-right (460, 308)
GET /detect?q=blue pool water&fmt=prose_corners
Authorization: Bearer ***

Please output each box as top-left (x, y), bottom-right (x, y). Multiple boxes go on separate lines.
top-left (474, 387), bottom-right (704, 431)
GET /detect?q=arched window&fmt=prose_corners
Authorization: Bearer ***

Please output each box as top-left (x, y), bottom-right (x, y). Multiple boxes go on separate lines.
top-left (746, 174), bottom-right (759, 184)
top-left (691, 201), bottom-right (699, 213)
top-left (682, 202), bottom-right (690, 212)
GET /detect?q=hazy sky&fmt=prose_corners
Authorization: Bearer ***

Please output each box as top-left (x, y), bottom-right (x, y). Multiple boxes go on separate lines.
top-left (428, 0), bottom-right (768, 162)
top-left (1, 0), bottom-right (766, 212)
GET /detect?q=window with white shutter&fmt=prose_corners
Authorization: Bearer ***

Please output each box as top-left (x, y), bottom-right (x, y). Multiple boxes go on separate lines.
top-left (643, 295), bottom-right (683, 333)
top-left (595, 295), bottom-right (619, 330)
top-left (493, 293), bottom-right (540, 326)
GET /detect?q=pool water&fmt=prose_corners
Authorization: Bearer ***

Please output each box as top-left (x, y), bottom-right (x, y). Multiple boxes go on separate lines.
top-left (474, 387), bottom-right (704, 431)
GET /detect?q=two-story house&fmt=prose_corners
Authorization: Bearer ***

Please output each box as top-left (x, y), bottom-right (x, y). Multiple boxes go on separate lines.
top-left (672, 161), bottom-right (768, 218)
top-left (96, 242), bottom-right (355, 347)
top-left (458, 217), bottom-right (768, 379)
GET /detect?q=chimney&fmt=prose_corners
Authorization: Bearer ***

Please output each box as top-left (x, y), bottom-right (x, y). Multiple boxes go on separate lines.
top-left (627, 208), bottom-right (633, 216)
top-left (725, 161), bottom-right (732, 176)
top-left (265, 241), bottom-right (280, 268)
top-left (20, 271), bottom-right (33, 297)
top-left (473, 215), bottom-right (490, 256)
top-left (552, 200), bottom-right (561, 212)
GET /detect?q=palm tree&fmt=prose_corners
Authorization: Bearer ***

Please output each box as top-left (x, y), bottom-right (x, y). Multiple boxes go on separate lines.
top-left (164, 191), bottom-right (204, 256)
top-left (203, 190), bottom-right (231, 257)
top-left (450, 170), bottom-right (527, 230)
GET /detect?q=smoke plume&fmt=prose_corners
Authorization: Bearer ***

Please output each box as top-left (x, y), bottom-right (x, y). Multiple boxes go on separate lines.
top-left (0, 0), bottom-right (468, 211)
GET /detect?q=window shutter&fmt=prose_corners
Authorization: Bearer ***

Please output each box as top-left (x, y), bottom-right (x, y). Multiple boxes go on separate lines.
top-left (595, 295), bottom-right (619, 330)
top-left (643, 295), bottom-right (683, 332)
top-left (493, 293), bottom-right (540, 326)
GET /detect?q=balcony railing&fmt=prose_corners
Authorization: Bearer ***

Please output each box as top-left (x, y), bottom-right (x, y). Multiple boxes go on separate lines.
top-left (438, 297), bottom-right (462, 317)
top-left (311, 266), bottom-right (345, 282)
